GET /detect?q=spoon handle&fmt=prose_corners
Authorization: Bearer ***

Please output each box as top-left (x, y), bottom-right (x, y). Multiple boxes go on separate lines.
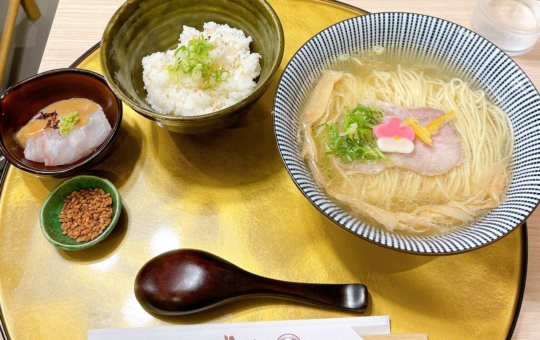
top-left (248, 275), bottom-right (368, 313)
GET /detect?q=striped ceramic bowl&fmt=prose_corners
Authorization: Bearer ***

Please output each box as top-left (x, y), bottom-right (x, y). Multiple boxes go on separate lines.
top-left (273, 12), bottom-right (540, 254)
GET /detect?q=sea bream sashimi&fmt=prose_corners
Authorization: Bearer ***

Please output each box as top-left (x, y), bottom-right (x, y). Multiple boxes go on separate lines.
top-left (24, 110), bottom-right (111, 166)
top-left (15, 98), bottom-right (112, 167)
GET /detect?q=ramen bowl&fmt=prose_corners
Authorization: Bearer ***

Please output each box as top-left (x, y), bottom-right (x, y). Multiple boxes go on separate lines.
top-left (274, 13), bottom-right (540, 254)
top-left (101, 0), bottom-right (284, 134)
top-left (0, 68), bottom-right (123, 178)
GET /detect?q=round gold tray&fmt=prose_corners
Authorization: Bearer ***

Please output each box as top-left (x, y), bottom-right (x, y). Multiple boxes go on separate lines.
top-left (0, 1), bottom-right (526, 339)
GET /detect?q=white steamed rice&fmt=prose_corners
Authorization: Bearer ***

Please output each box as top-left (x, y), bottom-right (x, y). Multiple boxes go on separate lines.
top-left (141, 22), bottom-right (261, 116)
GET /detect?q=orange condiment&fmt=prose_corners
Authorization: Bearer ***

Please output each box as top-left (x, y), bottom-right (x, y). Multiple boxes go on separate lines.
top-left (15, 98), bottom-right (100, 148)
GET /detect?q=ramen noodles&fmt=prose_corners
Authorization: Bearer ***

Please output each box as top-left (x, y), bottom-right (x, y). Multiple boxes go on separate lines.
top-left (300, 47), bottom-right (513, 234)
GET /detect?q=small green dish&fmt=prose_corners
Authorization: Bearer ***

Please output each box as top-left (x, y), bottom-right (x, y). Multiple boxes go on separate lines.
top-left (40, 175), bottom-right (122, 251)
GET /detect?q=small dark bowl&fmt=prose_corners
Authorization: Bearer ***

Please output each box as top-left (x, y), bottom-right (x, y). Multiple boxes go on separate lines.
top-left (0, 68), bottom-right (123, 178)
top-left (101, 0), bottom-right (284, 134)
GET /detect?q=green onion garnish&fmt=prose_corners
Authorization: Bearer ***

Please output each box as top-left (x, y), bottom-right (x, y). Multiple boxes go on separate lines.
top-left (168, 36), bottom-right (229, 90)
top-left (319, 104), bottom-right (388, 163)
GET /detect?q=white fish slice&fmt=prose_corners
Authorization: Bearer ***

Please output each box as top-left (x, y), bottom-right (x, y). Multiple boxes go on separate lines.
top-left (24, 109), bottom-right (112, 166)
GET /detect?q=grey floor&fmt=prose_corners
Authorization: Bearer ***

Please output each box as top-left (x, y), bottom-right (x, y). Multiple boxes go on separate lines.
top-left (0, 0), bottom-right (59, 169)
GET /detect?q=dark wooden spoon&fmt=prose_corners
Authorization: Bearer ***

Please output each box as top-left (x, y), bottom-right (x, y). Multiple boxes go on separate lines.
top-left (135, 248), bottom-right (368, 316)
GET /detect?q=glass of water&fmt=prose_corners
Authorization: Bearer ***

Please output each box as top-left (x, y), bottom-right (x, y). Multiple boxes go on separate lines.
top-left (471, 0), bottom-right (540, 56)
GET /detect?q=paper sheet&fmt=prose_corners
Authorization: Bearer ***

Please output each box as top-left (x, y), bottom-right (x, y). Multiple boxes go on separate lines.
top-left (88, 315), bottom-right (390, 340)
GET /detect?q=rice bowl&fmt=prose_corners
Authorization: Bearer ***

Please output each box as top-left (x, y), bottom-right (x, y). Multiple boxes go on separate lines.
top-left (100, 0), bottom-right (285, 134)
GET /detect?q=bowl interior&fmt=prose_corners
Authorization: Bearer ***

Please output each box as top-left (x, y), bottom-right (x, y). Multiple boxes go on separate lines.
top-left (40, 175), bottom-right (122, 251)
top-left (274, 13), bottom-right (540, 254)
top-left (101, 0), bottom-right (283, 121)
top-left (0, 69), bottom-right (123, 176)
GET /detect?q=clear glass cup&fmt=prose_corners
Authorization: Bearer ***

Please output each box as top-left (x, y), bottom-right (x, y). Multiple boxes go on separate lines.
top-left (470, 0), bottom-right (540, 56)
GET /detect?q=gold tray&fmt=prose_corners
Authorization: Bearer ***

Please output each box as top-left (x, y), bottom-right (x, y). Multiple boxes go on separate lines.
top-left (0, 1), bottom-right (526, 339)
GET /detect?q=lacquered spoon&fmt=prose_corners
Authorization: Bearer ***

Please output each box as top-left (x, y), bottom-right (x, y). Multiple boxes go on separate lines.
top-left (134, 249), bottom-right (368, 315)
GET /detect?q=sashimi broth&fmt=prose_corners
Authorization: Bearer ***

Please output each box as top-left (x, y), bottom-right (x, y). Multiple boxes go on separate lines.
top-left (300, 47), bottom-right (514, 235)
top-left (15, 98), bottom-right (100, 148)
